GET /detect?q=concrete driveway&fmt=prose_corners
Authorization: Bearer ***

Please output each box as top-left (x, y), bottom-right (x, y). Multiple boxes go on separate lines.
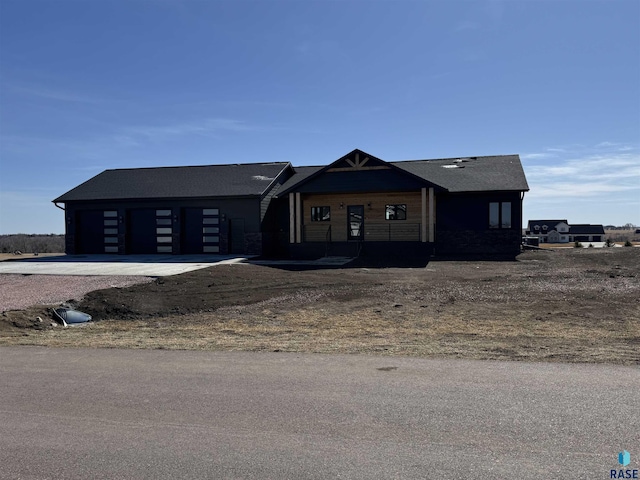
top-left (0, 254), bottom-right (249, 276)
top-left (0, 348), bottom-right (638, 479)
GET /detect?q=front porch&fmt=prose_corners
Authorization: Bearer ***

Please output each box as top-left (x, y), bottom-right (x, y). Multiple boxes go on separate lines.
top-left (288, 188), bottom-right (436, 253)
top-left (288, 240), bottom-right (434, 261)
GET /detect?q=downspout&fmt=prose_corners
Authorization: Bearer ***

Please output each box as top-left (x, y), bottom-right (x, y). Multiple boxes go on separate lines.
top-left (54, 202), bottom-right (69, 254)
top-left (521, 192), bottom-right (524, 226)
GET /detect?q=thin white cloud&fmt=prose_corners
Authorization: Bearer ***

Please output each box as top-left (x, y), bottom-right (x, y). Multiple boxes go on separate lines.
top-left (111, 135), bottom-right (142, 148)
top-left (521, 152), bottom-right (555, 160)
top-left (0, 190), bottom-right (55, 208)
top-left (527, 182), bottom-right (637, 199)
top-left (523, 144), bottom-right (640, 204)
top-left (123, 118), bottom-right (253, 139)
top-left (9, 85), bottom-right (103, 104)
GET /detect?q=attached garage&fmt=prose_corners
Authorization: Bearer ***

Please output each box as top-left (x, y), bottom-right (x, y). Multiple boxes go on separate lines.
top-left (182, 208), bottom-right (220, 254)
top-left (126, 209), bottom-right (158, 254)
top-left (75, 210), bottom-right (105, 254)
top-left (54, 163), bottom-right (293, 256)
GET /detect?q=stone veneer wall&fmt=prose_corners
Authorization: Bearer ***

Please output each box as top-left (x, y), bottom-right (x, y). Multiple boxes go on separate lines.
top-left (435, 229), bottom-right (521, 256)
top-left (65, 234), bottom-right (76, 255)
top-left (244, 232), bottom-right (263, 255)
top-left (218, 220), bottom-right (229, 254)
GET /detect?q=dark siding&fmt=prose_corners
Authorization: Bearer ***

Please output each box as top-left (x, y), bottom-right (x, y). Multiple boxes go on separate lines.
top-left (296, 169), bottom-right (425, 194)
top-left (229, 218), bottom-right (246, 253)
top-left (260, 166), bottom-right (293, 222)
top-left (182, 208), bottom-right (203, 254)
top-left (262, 196), bottom-right (291, 258)
top-left (75, 210), bottom-right (104, 254)
top-left (436, 192), bottom-right (522, 231)
top-left (435, 191), bottom-right (523, 256)
top-left (66, 197), bottom-right (262, 255)
top-left (260, 168), bottom-right (294, 257)
top-left (127, 209), bottom-right (157, 254)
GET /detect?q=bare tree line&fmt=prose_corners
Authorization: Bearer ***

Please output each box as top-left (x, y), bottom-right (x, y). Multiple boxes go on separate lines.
top-left (0, 234), bottom-right (65, 254)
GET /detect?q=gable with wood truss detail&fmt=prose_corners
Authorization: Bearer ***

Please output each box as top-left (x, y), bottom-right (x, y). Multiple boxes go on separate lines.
top-left (279, 149), bottom-right (439, 246)
top-left (278, 149), bottom-right (442, 196)
top-left (326, 151), bottom-right (391, 172)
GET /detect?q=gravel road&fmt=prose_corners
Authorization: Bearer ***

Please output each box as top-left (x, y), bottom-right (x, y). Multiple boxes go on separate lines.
top-left (0, 274), bottom-right (153, 311)
top-left (1, 348), bottom-right (638, 479)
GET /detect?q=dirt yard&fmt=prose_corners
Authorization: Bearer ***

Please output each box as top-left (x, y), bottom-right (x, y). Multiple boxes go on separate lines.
top-left (1, 248), bottom-right (638, 364)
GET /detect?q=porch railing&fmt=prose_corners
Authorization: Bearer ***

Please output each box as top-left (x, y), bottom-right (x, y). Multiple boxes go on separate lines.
top-left (364, 223), bottom-right (421, 242)
top-left (304, 224), bottom-right (332, 242)
top-left (303, 223), bottom-right (422, 242)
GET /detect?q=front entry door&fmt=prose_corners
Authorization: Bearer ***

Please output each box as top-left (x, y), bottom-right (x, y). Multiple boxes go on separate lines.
top-left (347, 205), bottom-right (364, 241)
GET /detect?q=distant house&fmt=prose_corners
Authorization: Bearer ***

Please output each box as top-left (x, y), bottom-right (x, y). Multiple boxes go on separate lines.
top-left (569, 224), bottom-right (605, 243)
top-left (53, 149), bottom-right (529, 258)
top-left (526, 220), bottom-right (570, 243)
top-left (525, 220), bottom-right (604, 243)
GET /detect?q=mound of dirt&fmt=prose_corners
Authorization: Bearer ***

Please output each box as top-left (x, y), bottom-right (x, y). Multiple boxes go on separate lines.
top-left (1, 305), bottom-right (61, 333)
top-left (1, 248), bottom-right (638, 364)
top-left (75, 264), bottom-right (368, 321)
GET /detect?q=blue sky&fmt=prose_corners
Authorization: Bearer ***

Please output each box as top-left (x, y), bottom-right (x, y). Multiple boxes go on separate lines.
top-left (1, 0), bottom-right (638, 234)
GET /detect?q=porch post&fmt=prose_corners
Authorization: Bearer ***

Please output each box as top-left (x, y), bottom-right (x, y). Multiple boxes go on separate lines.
top-left (421, 188), bottom-right (427, 243)
top-left (428, 187), bottom-right (435, 242)
top-left (295, 192), bottom-right (302, 244)
top-left (289, 193), bottom-right (295, 243)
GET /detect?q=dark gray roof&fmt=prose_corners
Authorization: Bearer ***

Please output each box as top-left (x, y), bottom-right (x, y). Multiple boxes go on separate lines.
top-left (527, 220), bottom-right (568, 231)
top-left (392, 155), bottom-right (529, 193)
top-left (54, 151), bottom-right (529, 204)
top-left (278, 154), bottom-right (529, 196)
top-left (278, 166), bottom-right (324, 193)
top-left (54, 163), bottom-right (290, 202)
top-left (570, 224), bottom-right (605, 235)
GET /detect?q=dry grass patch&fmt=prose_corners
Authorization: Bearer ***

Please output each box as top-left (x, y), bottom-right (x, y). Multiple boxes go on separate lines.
top-left (8, 305), bottom-right (639, 364)
top-left (2, 248), bottom-right (639, 364)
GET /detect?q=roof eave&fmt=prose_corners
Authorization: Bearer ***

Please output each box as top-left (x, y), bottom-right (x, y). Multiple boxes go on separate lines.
top-left (56, 193), bottom-right (263, 203)
top-left (277, 149), bottom-right (449, 197)
top-left (259, 163), bottom-right (294, 201)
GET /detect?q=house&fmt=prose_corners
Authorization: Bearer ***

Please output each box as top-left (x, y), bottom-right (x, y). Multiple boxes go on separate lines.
top-left (568, 224), bottom-right (605, 243)
top-left (52, 162), bottom-right (293, 256)
top-left (53, 149), bottom-right (529, 258)
top-left (525, 220), bottom-right (604, 243)
top-left (525, 220), bottom-right (571, 243)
